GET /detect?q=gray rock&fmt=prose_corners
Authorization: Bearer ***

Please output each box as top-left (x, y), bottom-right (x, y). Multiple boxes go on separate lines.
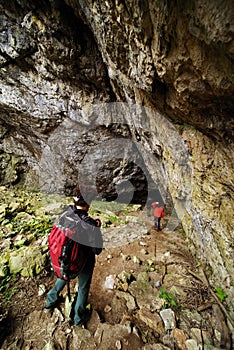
top-left (116, 290), bottom-right (136, 312)
top-left (185, 339), bottom-right (199, 350)
top-left (94, 323), bottom-right (131, 349)
top-left (64, 294), bottom-right (75, 319)
top-left (128, 274), bottom-right (156, 310)
top-left (211, 304), bottom-right (232, 349)
top-left (136, 308), bottom-right (164, 335)
top-left (104, 275), bottom-right (115, 289)
top-left (86, 310), bottom-right (101, 335)
top-left (42, 340), bottom-right (57, 350)
top-left (160, 309), bottom-right (176, 331)
top-left (38, 284), bottom-right (46, 296)
top-left (143, 344), bottom-right (171, 350)
top-left (72, 327), bottom-right (97, 349)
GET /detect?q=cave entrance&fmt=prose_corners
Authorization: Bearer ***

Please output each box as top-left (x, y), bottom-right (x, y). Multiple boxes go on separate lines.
top-left (95, 158), bottom-right (164, 209)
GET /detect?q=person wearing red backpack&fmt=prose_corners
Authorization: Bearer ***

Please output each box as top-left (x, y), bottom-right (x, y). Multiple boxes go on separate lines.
top-left (151, 201), bottom-right (165, 231)
top-left (44, 186), bottom-right (102, 327)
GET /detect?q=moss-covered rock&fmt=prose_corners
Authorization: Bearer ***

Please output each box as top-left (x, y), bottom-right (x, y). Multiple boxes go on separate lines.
top-left (0, 153), bottom-right (25, 186)
top-left (0, 252), bottom-right (10, 277)
top-left (128, 272), bottom-right (155, 310)
top-left (0, 204), bottom-right (7, 221)
top-left (8, 246), bottom-right (48, 277)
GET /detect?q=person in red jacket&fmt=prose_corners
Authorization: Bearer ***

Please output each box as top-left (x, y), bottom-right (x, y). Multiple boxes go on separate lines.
top-left (151, 201), bottom-right (165, 231)
top-left (44, 186), bottom-right (102, 327)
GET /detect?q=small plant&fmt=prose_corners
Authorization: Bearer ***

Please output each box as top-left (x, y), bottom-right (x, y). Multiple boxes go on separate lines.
top-left (159, 287), bottom-right (177, 308)
top-left (0, 274), bottom-right (18, 307)
top-left (178, 228), bottom-right (184, 233)
top-left (109, 215), bottom-right (121, 224)
top-left (214, 287), bottom-right (227, 303)
top-left (0, 275), bottom-right (11, 292)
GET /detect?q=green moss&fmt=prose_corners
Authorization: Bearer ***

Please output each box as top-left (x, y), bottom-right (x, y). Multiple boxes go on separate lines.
top-left (0, 274), bottom-right (18, 307)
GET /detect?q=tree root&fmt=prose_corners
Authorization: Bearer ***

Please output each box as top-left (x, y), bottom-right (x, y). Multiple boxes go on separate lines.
top-left (187, 268), bottom-right (234, 331)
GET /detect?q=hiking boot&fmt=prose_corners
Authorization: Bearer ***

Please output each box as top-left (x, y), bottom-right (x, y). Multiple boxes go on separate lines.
top-left (73, 320), bottom-right (85, 328)
top-left (43, 301), bottom-right (59, 313)
top-left (43, 306), bottom-right (53, 313)
top-left (43, 295), bottom-right (64, 313)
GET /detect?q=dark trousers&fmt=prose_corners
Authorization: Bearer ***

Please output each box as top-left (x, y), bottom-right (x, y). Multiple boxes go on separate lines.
top-left (46, 252), bottom-right (95, 325)
top-left (154, 216), bottom-right (161, 230)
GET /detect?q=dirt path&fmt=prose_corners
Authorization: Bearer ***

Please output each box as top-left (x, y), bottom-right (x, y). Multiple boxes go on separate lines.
top-left (91, 224), bottom-right (189, 311)
top-left (0, 218), bottom-right (232, 349)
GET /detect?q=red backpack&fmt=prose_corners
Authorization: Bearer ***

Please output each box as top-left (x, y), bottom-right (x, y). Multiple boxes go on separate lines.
top-left (48, 225), bottom-right (86, 280)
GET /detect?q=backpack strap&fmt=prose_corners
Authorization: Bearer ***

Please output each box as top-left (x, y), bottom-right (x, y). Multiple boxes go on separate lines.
top-left (59, 239), bottom-right (75, 280)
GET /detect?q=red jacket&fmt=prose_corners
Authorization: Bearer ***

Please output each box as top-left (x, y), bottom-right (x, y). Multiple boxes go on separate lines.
top-left (152, 202), bottom-right (165, 218)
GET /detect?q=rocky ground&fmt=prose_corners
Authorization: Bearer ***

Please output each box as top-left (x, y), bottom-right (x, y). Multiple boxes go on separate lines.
top-left (0, 190), bottom-right (233, 350)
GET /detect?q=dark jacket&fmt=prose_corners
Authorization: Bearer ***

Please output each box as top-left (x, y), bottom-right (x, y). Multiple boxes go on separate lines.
top-left (57, 205), bottom-right (103, 255)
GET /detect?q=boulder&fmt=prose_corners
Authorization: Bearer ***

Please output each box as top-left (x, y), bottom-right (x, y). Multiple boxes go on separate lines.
top-left (8, 246), bottom-right (48, 277)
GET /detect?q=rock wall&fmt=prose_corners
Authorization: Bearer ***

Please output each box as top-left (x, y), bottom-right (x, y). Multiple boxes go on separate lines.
top-left (69, 0), bottom-right (233, 137)
top-left (0, 0), bottom-right (233, 307)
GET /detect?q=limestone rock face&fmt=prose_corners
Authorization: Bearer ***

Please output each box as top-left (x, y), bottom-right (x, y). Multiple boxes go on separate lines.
top-left (0, 0), bottom-right (233, 305)
top-left (68, 0), bottom-right (233, 137)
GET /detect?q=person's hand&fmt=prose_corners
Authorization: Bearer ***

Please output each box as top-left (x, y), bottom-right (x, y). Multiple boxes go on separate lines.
top-left (95, 219), bottom-right (101, 227)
